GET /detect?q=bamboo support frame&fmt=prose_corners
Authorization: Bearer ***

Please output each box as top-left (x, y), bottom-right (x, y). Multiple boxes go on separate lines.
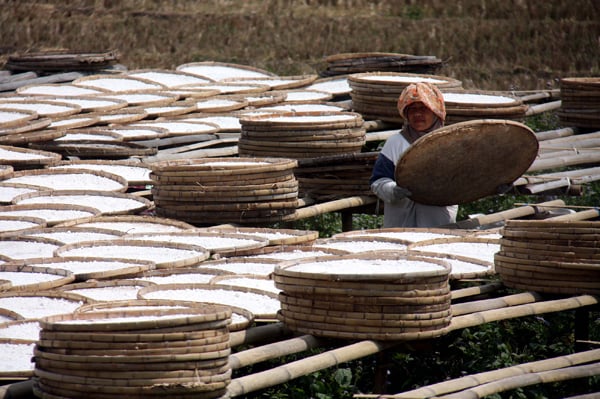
top-left (534, 127), bottom-right (575, 141)
top-left (450, 282), bottom-right (503, 301)
top-left (524, 100), bottom-right (562, 116)
top-left (451, 292), bottom-right (543, 316)
top-left (356, 349), bottom-right (600, 399)
top-left (289, 195), bottom-right (377, 220)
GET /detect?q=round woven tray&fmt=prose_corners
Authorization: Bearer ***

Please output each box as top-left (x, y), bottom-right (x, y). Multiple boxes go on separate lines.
top-left (0, 108), bottom-right (39, 129)
top-left (0, 264), bottom-right (74, 292)
top-left (239, 111), bottom-right (364, 131)
top-left (0, 100), bottom-right (81, 119)
top-left (0, 290), bottom-right (95, 320)
top-left (192, 97), bottom-right (248, 113)
top-left (16, 83), bottom-right (109, 97)
top-left (0, 167), bottom-right (128, 193)
top-left (46, 159), bottom-right (153, 186)
top-left (0, 203), bottom-right (102, 227)
top-left (395, 119), bottom-right (538, 205)
top-left (407, 236), bottom-right (500, 265)
top-left (36, 95), bottom-right (128, 113)
top-left (0, 128), bottom-right (63, 146)
top-left (125, 68), bottom-right (212, 88)
top-left (47, 114), bottom-right (99, 130)
top-left (182, 82), bottom-right (271, 95)
top-left (176, 60), bottom-right (277, 80)
top-left (148, 156), bottom-right (297, 174)
top-left (141, 100), bottom-right (199, 118)
top-left (0, 214), bottom-right (46, 232)
top-left (11, 256), bottom-right (154, 282)
top-left (0, 144), bottom-right (61, 168)
top-left (199, 226), bottom-right (319, 246)
top-left (13, 189), bottom-right (153, 216)
top-left (31, 139), bottom-right (158, 159)
top-left (332, 227), bottom-right (467, 243)
top-left (56, 239), bottom-right (210, 269)
top-left (97, 91), bottom-right (180, 107)
top-left (348, 71), bottom-right (462, 90)
top-left (54, 214), bottom-right (197, 232)
top-left (72, 74), bottom-right (167, 93)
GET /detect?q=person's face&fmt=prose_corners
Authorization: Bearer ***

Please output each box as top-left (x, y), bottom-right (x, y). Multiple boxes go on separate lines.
top-left (406, 102), bottom-right (436, 132)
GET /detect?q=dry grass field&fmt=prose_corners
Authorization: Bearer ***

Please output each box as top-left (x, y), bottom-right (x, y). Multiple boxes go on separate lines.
top-left (1, 0), bottom-right (598, 91)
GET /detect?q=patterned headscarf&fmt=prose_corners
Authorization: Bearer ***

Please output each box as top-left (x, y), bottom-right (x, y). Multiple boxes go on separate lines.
top-left (397, 82), bottom-right (446, 121)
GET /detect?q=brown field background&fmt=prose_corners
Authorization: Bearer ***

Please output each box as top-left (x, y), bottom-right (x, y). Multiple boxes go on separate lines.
top-left (0, 0), bottom-right (598, 91)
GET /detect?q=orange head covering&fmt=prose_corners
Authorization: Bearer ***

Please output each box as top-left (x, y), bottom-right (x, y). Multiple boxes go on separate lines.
top-left (397, 82), bottom-right (446, 122)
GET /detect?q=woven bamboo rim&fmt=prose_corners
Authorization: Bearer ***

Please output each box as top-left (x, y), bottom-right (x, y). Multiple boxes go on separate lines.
top-left (502, 224), bottom-right (600, 234)
top-left (72, 74), bottom-right (167, 92)
top-left (38, 325), bottom-right (229, 345)
top-left (12, 189), bottom-right (153, 216)
top-left (199, 226), bottom-right (319, 246)
top-left (500, 229), bottom-right (600, 241)
top-left (0, 290), bottom-right (95, 320)
top-left (55, 240), bottom-right (210, 269)
top-left (35, 366), bottom-right (231, 388)
top-left (242, 244), bottom-right (350, 260)
top-left (0, 145), bottom-right (61, 167)
top-left (34, 375), bottom-right (229, 396)
top-left (0, 264), bottom-right (74, 292)
top-left (197, 256), bottom-right (280, 274)
top-left (140, 100), bottom-right (199, 118)
top-left (446, 104), bottom-right (528, 116)
top-left (0, 164), bottom-right (13, 179)
top-left (241, 126), bottom-right (365, 140)
top-left (36, 362), bottom-right (230, 381)
top-left (497, 248), bottom-right (600, 263)
top-left (95, 125), bottom-right (170, 141)
top-left (279, 289), bottom-right (453, 306)
top-left (149, 168), bottom-right (295, 184)
top-left (125, 68), bottom-right (212, 88)
top-left (348, 71), bottom-right (462, 89)
top-left (152, 187), bottom-right (298, 202)
top-left (55, 277), bottom-right (155, 298)
top-left (150, 172), bottom-right (296, 187)
top-left (1, 167), bottom-right (128, 193)
top-left (222, 74), bottom-right (318, 90)
top-left (223, 91), bottom-right (286, 107)
top-left (47, 114), bottom-right (99, 130)
top-left (119, 231), bottom-right (269, 256)
top-left (280, 300), bottom-right (451, 322)
top-left (0, 128), bottom-right (63, 148)
top-left (238, 146), bottom-right (362, 159)
top-left (0, 306), bottom-right (24, 321)
top-left (500, 237), bottom-right (600, 255)
top-left (279, 304), bottom-right (452, 328)
top-left (32, 383), bottom-right (228, 399)
top-left (93, 91), bottom-right (180, 107)
top-left (90, 107), bottom-right (150, 124)
top-left (326, 51), bottom-right (436, 62)
top-left (501, 237), bottom-right (600, 249)
top-left (164, 88), bottom-right (221, 100)
top-left (505, 219), bottom-right (600, 229)
top-left (176, 60), bottom-right (277, 78)
top-left (495, 259), bottom-right (600, 282)
top-left (238, 136), bottom-right (365, 149)
top-left (193, 97), bottom-right (248, 112)
top-left (0, 214), bottom-right (46, 232)
top-left (499, 274), bottom-right (600, 295)
top-left (0, 99), bottom-right (81, 118)
top-left (149, 156), bottom-right (297, 174)
top-left (442, 90), bottom-right (523, 108)
top-left (495, 252), bottom-right (600, 271)
top-left (0, 107), bottom-right (39, 129)
top-left (0, 203), bottom-right (102, 227)
top-left (10, 255), bottom-right (154, 282)
top-left (280, 319), bottom-right (451, 341)
top-left (180, 82), bottom-right (271, 95)
top-left (31, 139), bottom-right (158, 158)
top-left (408, 250), bottom-right (494, 280)
top-left (46, 159), bottom-right (153, 186)
top-left (35, 95), bottom-right (129, 113)
top-left (54, 128), bottom-right (123, 141)
top-left (54, 214), bottom-right (196, 231)
top-left (39, 305), bottom-right (231, 333)
top-left (239, 111), bottom-right (363, 130)
top-left (0, 278), bottom-right (10, 291)
top-left (138, 283), bottom-right (279, 319)
top-left (16, 82), bottom-right (109, 97)
top-left (154, 199), bottom-right (298, 212)
top-left (155, 208), bottom-right (297, 225)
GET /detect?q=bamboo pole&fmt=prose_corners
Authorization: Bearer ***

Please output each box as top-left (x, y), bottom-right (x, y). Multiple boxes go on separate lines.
top-left (524, 100), bottom-right (562, 116)
top-left (445, 200), bottom-right (566, 229)
top-left (527, 152), bottom-right (600, 172)
top-left (227, 340), bottom-right (398, 397)
top-left (354, 349), bottom-right (600, 399)
top-left (535, 127), bottom-right (575, 141)
top-left (545, 209), bottom-right (600, 222)
top-left (437, 362), bottom-right (600, 399)
top-left (538, 130), bottom-right (600, 145)
top-left (514, 167), bottom-right (600, 186)
top-left (229, 322), bottom-right (294, 348)
top-left (366, 130), bottom-right (398, 142)
top-left (451, 292), bottom-right (543, 317)
top-left (450, 282), bottom-right (503, 301)
top-left (289, 195), bottom-right (377, 221)
top-left (229, 335), bottom-right (324, 370)
top-left (449, 295), bottom-right (599, 332)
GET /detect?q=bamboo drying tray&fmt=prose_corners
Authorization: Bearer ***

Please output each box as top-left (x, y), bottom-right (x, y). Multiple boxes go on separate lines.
top-left (86, 106), bottom-right (149, 125)
top-left (407, 236), bottom-right (501, 265)
top-left (13, 189), bottom-right (153, 216)
top-left (0, 108), bottom-right (38, 129)
top-left (33, 95), bottom-right (128, 113)
top-left (196, 257), bottom-right (281, 277)
top-left (53, 128), bottom-right (123, 142)
top-left (46, 159), bottom-right (153, 186)
top-left (98, 125), bottom-right (170, 141)
top-left (54, 240), bottom-right (211, 269)
top-left (72, 74), bottom-right (167, 93)
top-left (558, 77), bottom-right (600, 129)
top-left (312, 236), bottom-right (412, 254)
top-left (199, 226), bottom-right (319, 246)
top-left (332, 227), bottom-right (468, 243)
top-left (182, 82), bottom-right (271, 95)
top-left (0, 168), bottom-right (129, 192)
top-left (138, 283), bottom-right (280, 320)
top-left (0, 235), bottom-right (65, 260)
top-left (0, 290), bottom-right (95, 320)
top-left (16, 83), bottom-right (109, 97)
top-left (0, 214), bottom-right (46, 233)
top-left (94, 91), bottom-right (181, 107)
top-left (269, 89), bottom-right (334, 103)
top-left (394, 119), bottom-right (538, 205)
top-left (54, 214), bottom-right (197, 232)
top-left (9, 256), bottom-right (155, 282)
top-left (495, 219), bottom-right (600, 294)
top-left (0, 264), bottom-right (74, 292)
top-left (4, 50), bottom-right (119, 72)
top-left (222, 74), bottom-right (318, 90)
top-left (192, 97), bottom-right (249, 113)
top-left (0, 99), bottom-right (82, 119)
top-left (125, 68), bottom-right (213, 88)
top-left (118, 230), bottom-right (270, 257)
top-left (274, 253), bottom-right (452, 340)
top-left (176, 61), bottom-right (277, 81)
top-left (0, 124), bottom-right (61, 145)
top-left (140, 100), bottom-right (199, 118)
top-left (322, 52), bottom-right (443, 76)
top-left (46, 114), bottom-right (99, 130)
top-left (304, 75), bottom-right (352, 98)
top-left (55, 279), bottom-right (155, 302)
top-left (128, 120), bottom-right (219, 137)
top-left (0, 319), bottom-right (40, 341)
top-left (226, 91), bottom-right (287, 107)
top-left (0, 203), bottom-right (102, 227)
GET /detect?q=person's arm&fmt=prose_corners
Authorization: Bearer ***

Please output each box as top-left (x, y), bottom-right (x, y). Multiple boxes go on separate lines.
top-left (370, 154), bottom-right (411, 203)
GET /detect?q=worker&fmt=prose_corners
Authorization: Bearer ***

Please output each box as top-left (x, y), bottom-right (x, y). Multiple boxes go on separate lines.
top-left (370, 82), bottom-right (458, 228)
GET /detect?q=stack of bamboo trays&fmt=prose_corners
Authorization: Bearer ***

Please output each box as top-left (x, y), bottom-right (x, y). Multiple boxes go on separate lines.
top-left (442, 90), bottom-right (528, 124)
top-left (274, 253), bottom-right (452, 341)
top-left (148, 157), bottom-right (299, 225)
top-left (33, 303), bottom-right (233, 399)
top-left (238, 111), bottom-right (366, 159)
top-left (4, 50), bottom-right (119, 72)
top-left (495, 220), bottom-right (600, 294)
top-left (294, 152), bottom-right (378, 200)
top-left (348, 72), bottom-right (462, 124)
top-left (557, 77), bottom-right (600, 130)
top-left (320, 52), bottom-right (443, 77)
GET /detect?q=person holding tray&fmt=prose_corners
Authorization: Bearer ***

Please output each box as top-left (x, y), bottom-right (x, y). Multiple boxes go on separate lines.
top-left (370, 82), bottom-right (458, 228)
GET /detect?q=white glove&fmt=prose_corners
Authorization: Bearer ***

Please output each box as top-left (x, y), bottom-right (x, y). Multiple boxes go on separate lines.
top-left (374, 179), bottom-right (412, 203)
